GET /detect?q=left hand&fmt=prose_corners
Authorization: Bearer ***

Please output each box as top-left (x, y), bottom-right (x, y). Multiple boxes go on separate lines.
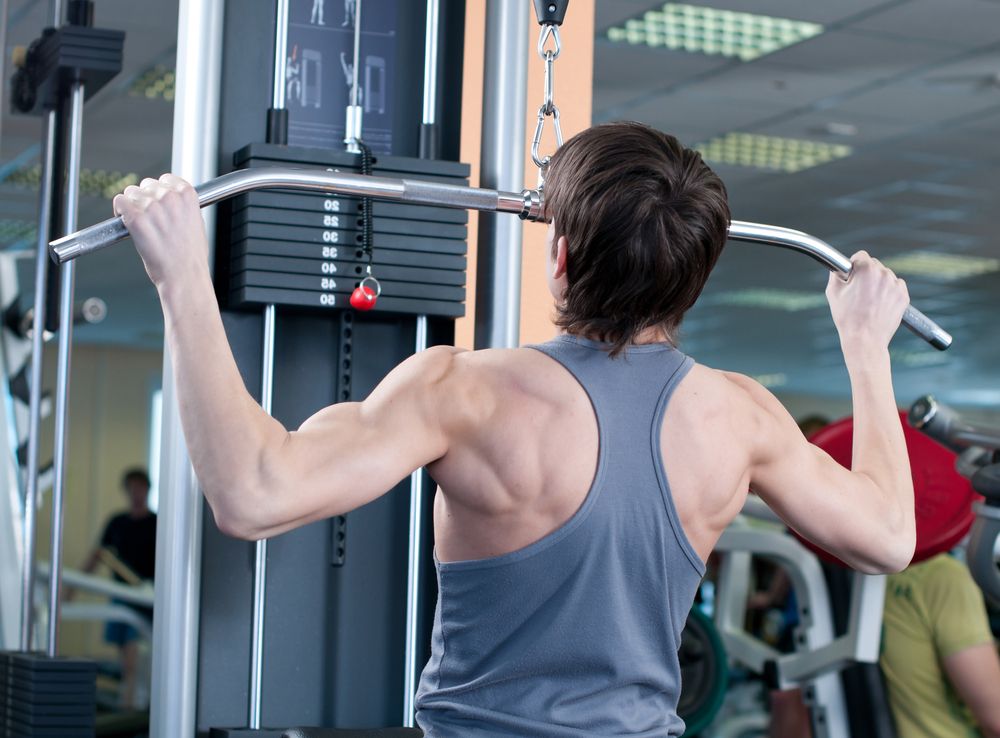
top-left (112, 174), bottom-right (209, 290)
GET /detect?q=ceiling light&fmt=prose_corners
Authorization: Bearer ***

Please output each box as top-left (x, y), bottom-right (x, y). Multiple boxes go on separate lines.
top-left (706, 288), bottom-right (828, 311)
top-left (606, 3), bottom-right (824, 62)
top-left (6, 165), bottom-right (139, 199)
top-left (696, 132), bottom-right (852, 173)
top-left (821, 122), bottom-right (859, 137)
top-left (129, 64), bottom-right (175, 101)
top-left (881, 251), bottom-right (1000, 281)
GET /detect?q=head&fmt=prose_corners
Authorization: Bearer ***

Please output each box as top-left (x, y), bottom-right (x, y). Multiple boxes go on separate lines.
top-left (543, 121), bottom-right (731, 354)
top-left (121, 468), bottom-right (151, 512)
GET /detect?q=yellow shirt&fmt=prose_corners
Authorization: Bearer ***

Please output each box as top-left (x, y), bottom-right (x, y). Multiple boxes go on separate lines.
top-left (880, 554), bottom-right (994, 738)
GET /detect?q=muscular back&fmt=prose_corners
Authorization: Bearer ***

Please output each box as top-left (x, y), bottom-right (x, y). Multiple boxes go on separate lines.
top-left (428, 342), bottom-right (754, 565)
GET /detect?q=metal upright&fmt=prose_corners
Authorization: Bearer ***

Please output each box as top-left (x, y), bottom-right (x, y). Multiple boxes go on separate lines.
top-left (19, 113), bottom-right (56, 654)
top-left (247, 0), bottom-right (290, 728)
top-left (148, 1), bottom-right (224, 736)
top-left (46, 76), bottom-right (84, 657)
top-left (18, 0), bottom-right (64, 657)
top-left (344, 0), bottom-right (364, 153)
top-left (402, 1), bottom-right (443, 725)
top-left (474, 0), bottom-right (528, 350)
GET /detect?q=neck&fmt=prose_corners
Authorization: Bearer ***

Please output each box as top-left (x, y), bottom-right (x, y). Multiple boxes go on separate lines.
top-left (562, 326), bottom-right (672, 346)
top-left (632, 326), bottom-right (672, 345)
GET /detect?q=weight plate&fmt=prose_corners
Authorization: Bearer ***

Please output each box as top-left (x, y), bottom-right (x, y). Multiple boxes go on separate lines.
top-left (677, 607), bottom-right (728, 736)
top-left (232, 271), bottom-right (465, 302)
top-left (231, 255), bottom-right (465, 286)
top-left (231, 223), bottom-right (467, 255)
top-left (3, 655), bottom-right (96, 673)
top-left (233, 143), bottom-right (471, 179)
top-left (7, 710), bottom-right (95, 727)
top-left (232, 240), bottom-right (467, 270)
top-left (240, 161), bottom-right (469, 188)
top-left (233, 191), bottom-right (468, 224)
top-left (6, 722), bottom-right (95, 738)
top-left (6, 701), bottom-right (92, 718)
top-left (2, 686), bottom-right (94, 705)
top-left (230, 286), bottom-right (465, 318)
top-left (231, 206), bottom-right (467, 240)
top-left (801, 411), bottom-right (980, 566)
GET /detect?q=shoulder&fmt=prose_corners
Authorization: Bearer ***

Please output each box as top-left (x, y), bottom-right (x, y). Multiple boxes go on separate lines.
top-left (681, 364), bottom-right (779, 428)
top-left (676, 365), bottom-right (799, 464)
top-left (372, 345), bottom-right (530, 431)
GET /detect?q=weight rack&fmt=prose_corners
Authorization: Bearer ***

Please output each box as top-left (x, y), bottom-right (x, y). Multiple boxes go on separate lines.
top-left (217, 144), bottom-right (470, 319)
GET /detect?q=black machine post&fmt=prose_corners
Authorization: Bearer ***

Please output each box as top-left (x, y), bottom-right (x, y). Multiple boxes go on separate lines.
top-left (204, 0), bottom-right (468, 733)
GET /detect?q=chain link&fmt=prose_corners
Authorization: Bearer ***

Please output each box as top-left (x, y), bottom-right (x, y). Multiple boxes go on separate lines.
top-left (531, 25), bottom-right (564, 179)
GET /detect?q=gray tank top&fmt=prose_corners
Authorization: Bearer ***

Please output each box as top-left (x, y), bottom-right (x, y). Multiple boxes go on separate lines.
top-left (415, 335), bottom-right (705, 737)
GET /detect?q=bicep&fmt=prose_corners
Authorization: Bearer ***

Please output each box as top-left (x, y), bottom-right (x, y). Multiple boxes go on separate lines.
top-left (249, 347), bottom-right (458, 538)
top-left (943, 643), bottom-right (1000, 735)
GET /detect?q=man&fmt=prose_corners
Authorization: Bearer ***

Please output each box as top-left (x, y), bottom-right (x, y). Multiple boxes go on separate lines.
top-left (114, 121), bottom-right (914, 736)
top-left (881, 552), bottom-right (1000, 737)
top-left (80, 468), bottom-right (156, 709)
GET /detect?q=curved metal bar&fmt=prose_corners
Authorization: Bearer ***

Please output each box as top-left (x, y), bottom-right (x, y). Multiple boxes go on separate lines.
top-left (49, 168), bottom-right (539, 264)
top-left (49, 169), bottom-right (951, 350)
top-left (729, 220), bottom-right (952, 351)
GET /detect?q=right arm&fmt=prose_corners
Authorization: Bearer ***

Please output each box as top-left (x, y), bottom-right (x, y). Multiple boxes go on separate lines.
top-left (737, 253), bottom-right (915, 573)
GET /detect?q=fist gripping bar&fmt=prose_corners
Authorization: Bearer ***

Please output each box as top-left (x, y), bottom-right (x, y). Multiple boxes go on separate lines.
top-left (49, 166), bottom-right (951, 351)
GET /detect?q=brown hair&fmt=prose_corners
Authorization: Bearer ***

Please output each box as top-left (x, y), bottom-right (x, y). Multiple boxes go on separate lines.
top-left (544, 121), bottom-right (730, 355)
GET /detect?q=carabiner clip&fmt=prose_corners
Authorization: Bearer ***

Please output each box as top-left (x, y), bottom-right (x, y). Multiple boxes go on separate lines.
top-left (531, 104), bottom-right (564, 171)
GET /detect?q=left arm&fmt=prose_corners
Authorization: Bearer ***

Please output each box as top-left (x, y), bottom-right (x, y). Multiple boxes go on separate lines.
top-left (115, 174), bottom-right (459, 540)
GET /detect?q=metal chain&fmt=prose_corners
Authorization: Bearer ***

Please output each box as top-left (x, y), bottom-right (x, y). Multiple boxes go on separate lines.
top-left (531, 24), bottom-right (564, 182)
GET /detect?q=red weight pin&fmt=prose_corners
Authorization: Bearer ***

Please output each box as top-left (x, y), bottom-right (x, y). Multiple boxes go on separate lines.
top-left (350, 275), bottom-right (381, 311)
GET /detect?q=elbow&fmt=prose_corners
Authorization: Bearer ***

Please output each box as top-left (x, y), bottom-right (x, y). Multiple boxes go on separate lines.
top-left (858, 530), bottom-right (915, 575)
top-left (859, 489), bottom-right (916, 574)
top-left (213, 508), bottom-right (265, 541)
top-left (206, 483), bottom-right (270, 541)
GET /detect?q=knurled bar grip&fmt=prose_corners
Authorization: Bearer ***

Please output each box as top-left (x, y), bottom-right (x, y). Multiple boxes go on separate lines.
top-left (48, 168), bottom-right (952, 351)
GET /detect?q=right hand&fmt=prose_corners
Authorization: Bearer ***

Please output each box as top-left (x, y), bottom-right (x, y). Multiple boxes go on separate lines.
top-left (826, 251), bottom-right (909, 351)
top-left (112, 174), bottom-right (209, 290)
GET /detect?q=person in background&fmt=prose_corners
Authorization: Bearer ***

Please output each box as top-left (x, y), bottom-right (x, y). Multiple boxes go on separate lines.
top-left (79, 467), bottom-right (157, 709)
top-left (881, 552), bottom-right (1000, 738)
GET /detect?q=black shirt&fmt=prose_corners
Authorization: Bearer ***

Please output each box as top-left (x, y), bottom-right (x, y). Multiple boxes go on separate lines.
top-left (100, 512), bottom-right (157, 582)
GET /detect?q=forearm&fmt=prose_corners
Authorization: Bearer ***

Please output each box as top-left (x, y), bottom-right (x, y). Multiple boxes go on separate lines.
top-left (843, 344), bottom-right (914, 549)
top-left (158, 267), bottom-right (287, 533)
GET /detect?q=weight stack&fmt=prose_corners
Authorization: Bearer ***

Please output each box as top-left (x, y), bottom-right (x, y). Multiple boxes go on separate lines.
top-left (0, 652), bottom-right (96, 738)
top-left (216, 143), bottom-right (470, 319)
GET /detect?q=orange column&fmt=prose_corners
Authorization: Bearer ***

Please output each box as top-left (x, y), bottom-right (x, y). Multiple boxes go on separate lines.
top-left (456, 1), bottom-right (594, 350)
